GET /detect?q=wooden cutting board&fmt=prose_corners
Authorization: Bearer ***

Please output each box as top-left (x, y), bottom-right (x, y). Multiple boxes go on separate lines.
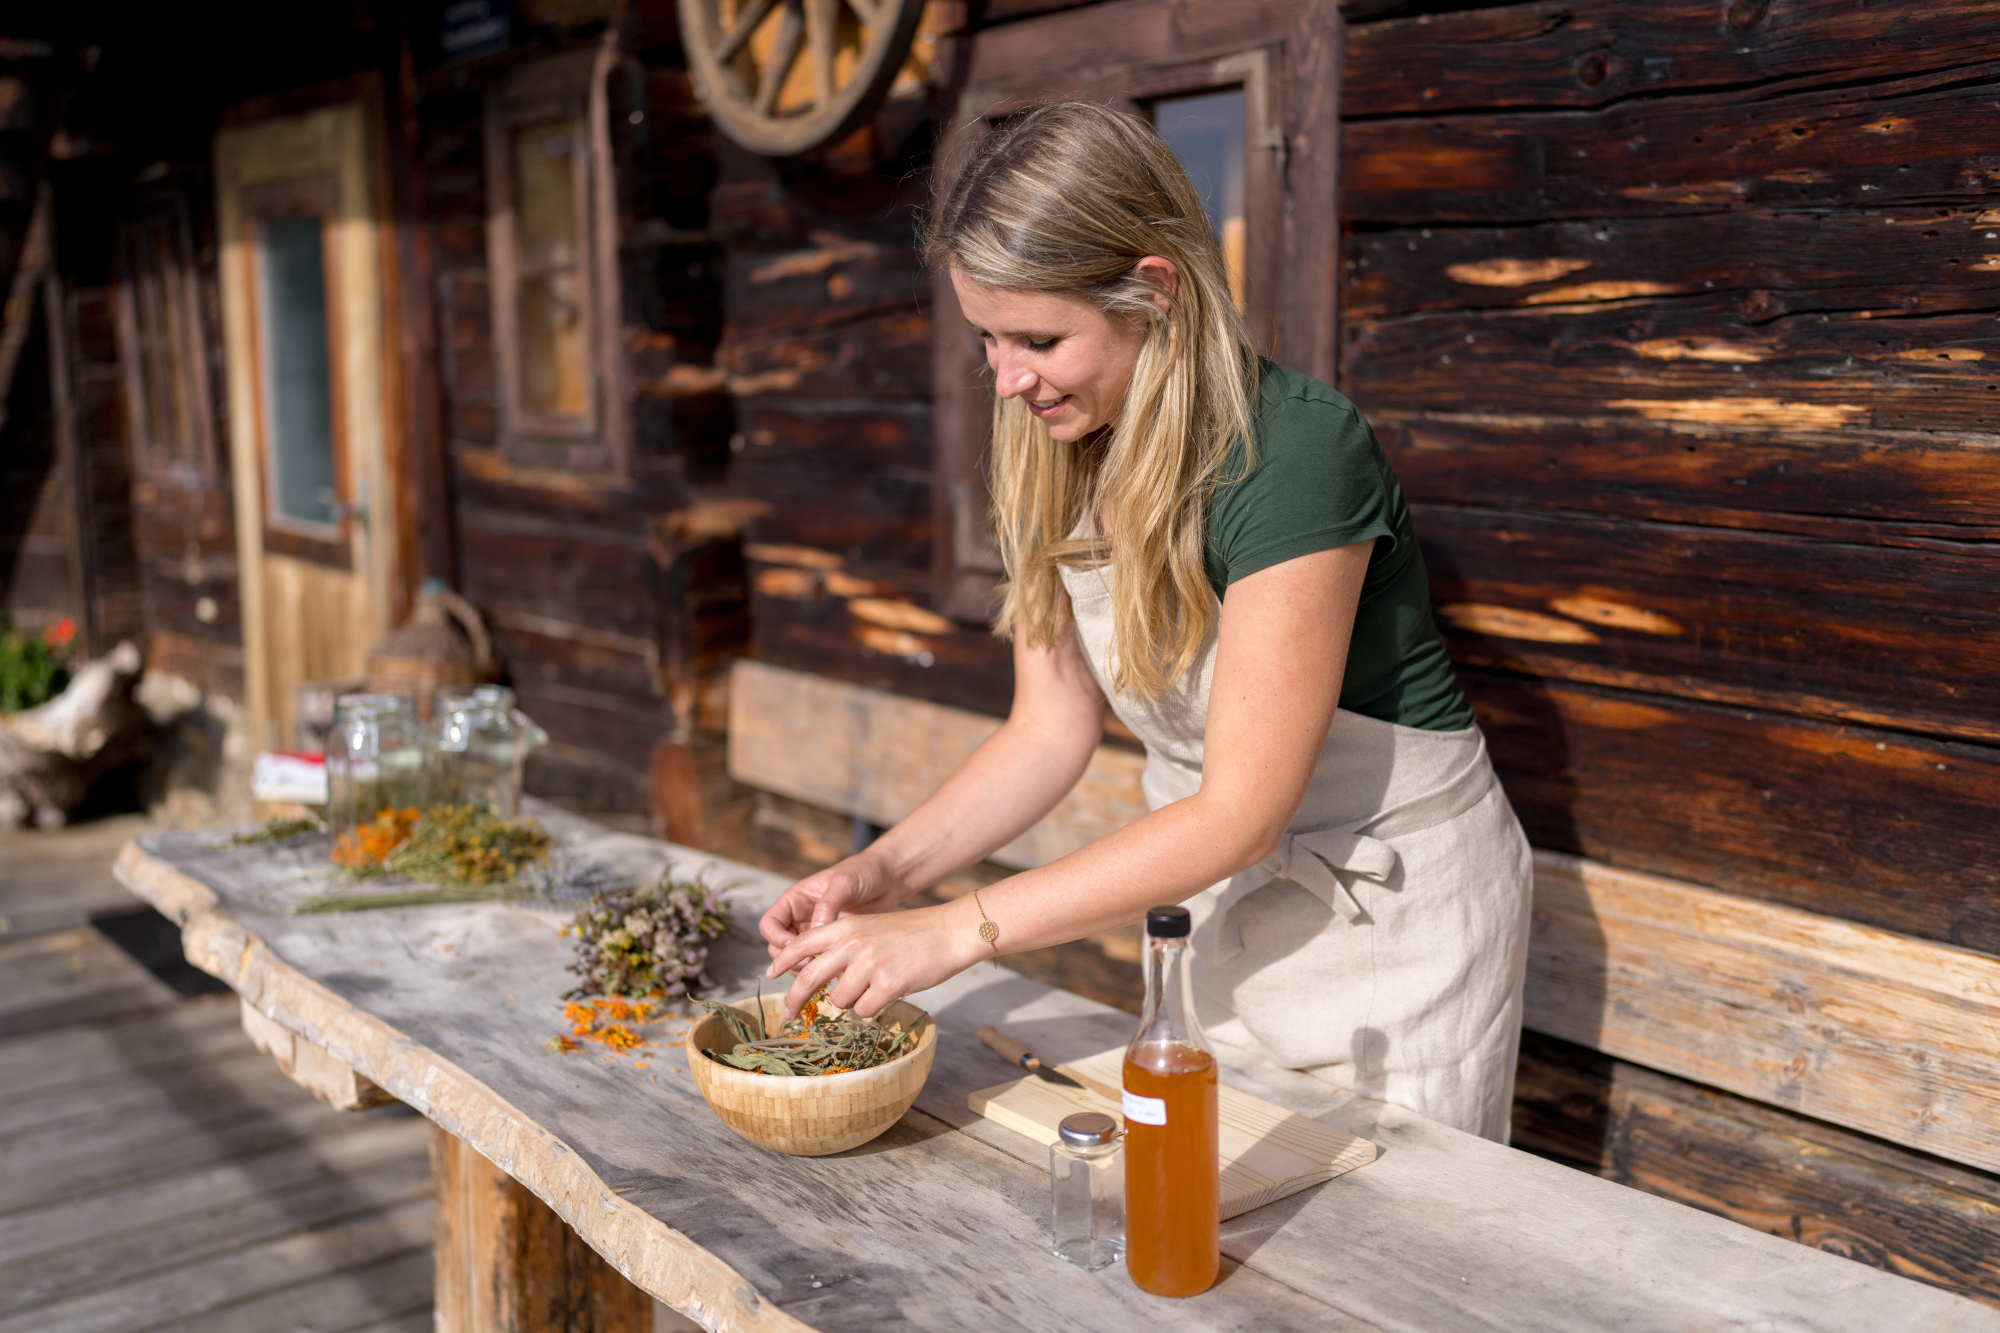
top-left (967, 1047), bottom-right (1377, 1220)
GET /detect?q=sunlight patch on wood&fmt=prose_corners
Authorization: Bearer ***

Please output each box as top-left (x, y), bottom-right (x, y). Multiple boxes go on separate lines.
top-left (1523, 280), bottom-right (1676, 305)
top-left (1607, 398), bottom-right (1865, 428)
top-left (1439, 602), bottom-right (1599, 643)
top-left (1547, 595), bottom-right (1684, 636)
top-left (847, 597), bottom-right (952, 636)
top-left (1632, 338), bottom-right (1766, 363)
top-left (1444, 256), bottom-right (1591, 287)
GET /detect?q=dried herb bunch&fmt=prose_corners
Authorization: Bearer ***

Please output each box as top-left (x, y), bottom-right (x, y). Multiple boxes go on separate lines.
top-left (297, 804), bottom-right (557, 914)
top-left (697, 988), bottom-right (921, 1077)
top-left (339, 803), bottom-right (551, 884)
top-left (563, 871), bottom-right (734, 1000)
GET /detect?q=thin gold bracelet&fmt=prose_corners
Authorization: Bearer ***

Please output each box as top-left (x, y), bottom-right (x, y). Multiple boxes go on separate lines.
top-left (971, 887), bottom-right (1001, 968)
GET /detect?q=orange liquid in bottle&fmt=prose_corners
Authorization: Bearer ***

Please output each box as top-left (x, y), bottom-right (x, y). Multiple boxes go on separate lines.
top-left (1123, 1040), bottom-right (1219, 1297)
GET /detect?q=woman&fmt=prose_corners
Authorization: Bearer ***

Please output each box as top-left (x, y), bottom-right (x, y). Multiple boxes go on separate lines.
top-left (759, 102), bottom-right (1532, 1141)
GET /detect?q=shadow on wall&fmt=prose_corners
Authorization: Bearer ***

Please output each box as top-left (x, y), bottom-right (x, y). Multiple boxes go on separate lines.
top-left (1419, 537), bottom-right (1613, 1164)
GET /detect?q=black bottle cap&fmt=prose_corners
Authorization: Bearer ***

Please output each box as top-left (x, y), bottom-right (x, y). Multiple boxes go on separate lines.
top-left (1146, 905), bottom-right (1191, 938)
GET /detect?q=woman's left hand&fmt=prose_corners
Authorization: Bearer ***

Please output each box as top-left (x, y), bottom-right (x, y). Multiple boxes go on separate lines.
top-left (764, 896), bottom-right (986, 1019)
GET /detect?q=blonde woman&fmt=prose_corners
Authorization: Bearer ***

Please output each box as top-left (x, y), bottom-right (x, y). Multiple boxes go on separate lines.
top-left (759, 101), bottom-right (1532, 1140)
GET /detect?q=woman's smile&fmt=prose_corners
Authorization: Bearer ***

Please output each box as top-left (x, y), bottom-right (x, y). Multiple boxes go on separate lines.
top-left (948, 267), bottom-right (1150, 443)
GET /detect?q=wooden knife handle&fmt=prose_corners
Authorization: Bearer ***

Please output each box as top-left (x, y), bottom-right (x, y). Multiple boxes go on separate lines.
top-left (978, 1025), bottom-right (1038, 1071)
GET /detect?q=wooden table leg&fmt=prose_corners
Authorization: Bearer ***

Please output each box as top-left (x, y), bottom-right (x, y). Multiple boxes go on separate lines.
top-left (432, 1123), bottom-right (654, 1333)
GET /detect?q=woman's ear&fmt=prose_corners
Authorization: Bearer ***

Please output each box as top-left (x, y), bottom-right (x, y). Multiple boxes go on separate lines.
top-left (1132, 255), bottom-right (1179, 315)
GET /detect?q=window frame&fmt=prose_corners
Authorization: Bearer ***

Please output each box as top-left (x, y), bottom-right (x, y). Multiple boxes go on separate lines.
top-left (236, 171), bottom-right (352, 569)
top-left (114, 190), bottom-right (221, 483)
top-left (484, 47), bottom-right (631, 476)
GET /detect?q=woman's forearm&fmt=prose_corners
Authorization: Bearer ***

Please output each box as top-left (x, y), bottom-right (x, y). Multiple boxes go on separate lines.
top-left (861, 711), bottom-right (1099, 899)
top-left (967, 786), bottom-right (1275, 953)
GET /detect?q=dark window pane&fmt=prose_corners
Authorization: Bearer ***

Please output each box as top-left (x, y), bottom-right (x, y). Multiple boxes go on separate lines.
top-left (1155, 90), bottom-right (1246, 311)
top-left (255, 216), bottom-right (338, 527)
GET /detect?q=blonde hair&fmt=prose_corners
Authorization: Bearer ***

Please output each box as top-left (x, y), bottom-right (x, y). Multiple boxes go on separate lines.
top-left (925, 101), bottom-right (1259, 703)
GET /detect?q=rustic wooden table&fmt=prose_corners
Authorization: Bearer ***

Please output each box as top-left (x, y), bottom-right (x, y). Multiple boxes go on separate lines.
top-left (114, 803), bottom-right (1998, 1333)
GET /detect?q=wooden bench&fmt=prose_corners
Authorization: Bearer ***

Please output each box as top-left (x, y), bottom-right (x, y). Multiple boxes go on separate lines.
top-left (729, 659), bottom-right (2000, 1177)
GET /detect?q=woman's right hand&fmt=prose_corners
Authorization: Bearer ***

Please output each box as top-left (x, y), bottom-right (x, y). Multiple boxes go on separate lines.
top-left (757, 851), bottom-right (907, 960)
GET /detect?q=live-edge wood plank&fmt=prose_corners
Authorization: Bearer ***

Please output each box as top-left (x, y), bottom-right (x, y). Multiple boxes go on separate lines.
top-left (115, 816), bottom-right (1376, 1333)
top-left (124, 811), bottom-right (2000, 1332)
top-left (910, 976), bottom-right (2000, 1333)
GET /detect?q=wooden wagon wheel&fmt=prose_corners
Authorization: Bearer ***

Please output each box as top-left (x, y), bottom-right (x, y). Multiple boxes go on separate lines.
top-left (678, 0), bottom-right (929, 156)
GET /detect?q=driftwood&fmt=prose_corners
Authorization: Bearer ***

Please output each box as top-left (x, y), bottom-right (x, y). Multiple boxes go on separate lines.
top-left (0, 641), bottom-right (150, 829)
top-left (112, 801), bottom-right (1999, 1333)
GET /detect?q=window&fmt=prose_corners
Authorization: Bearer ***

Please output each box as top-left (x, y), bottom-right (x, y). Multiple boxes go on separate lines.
top-left (486, 49), bottom-right (629, 473)
top-left (237, 173), bottom-right (350, 563)
top-left (115, 193), bottom-right (218, 478)
top-left (1153, 89), bottom-right (1247, 312)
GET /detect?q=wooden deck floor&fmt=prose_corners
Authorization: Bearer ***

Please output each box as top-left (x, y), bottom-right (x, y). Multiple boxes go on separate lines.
top-left (0, 816), bottom-right (435, 1333)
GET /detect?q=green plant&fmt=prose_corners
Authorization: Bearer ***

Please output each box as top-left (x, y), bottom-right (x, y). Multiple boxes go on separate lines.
top-left (0, 618), bottom-right (76, 713)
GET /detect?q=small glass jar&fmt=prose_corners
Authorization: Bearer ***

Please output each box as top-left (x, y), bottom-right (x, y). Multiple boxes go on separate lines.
top-left (1050, 1111), bottom-right (1125, 1271)
top-left (326, 693), bottom-right (426, 866)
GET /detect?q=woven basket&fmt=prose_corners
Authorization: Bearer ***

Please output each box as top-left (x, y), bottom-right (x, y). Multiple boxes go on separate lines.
top-left (686, 995), bottom-right (936, 1156)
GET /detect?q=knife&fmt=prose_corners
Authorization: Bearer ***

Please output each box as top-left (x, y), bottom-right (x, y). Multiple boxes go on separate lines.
top-left (978, 1025), bottom-right (1116, 1100)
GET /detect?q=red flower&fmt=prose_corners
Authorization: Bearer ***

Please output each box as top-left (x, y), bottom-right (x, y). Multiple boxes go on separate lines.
top-left (44, 618), bottom-right (75, 648)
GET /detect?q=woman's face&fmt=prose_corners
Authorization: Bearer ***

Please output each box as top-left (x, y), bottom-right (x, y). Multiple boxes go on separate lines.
top-left (949, 268), bottom-right (1152, 443)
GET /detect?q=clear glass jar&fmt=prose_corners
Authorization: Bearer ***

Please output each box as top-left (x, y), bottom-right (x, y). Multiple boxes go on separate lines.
top-left (431, 686), bottom-right (548, 818)
top-left (1050, 1111), bottom-right (1125, 1271)
top-left (326, 693), bottom-right (426, 866)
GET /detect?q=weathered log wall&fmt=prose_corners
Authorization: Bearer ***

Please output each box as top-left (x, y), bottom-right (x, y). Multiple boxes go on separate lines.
top-left (1342, 0), bottom-right (2000, 948)
top-left (1340, 0), bottom-right (2000, 1298)
top-left (713, 44), bottom-right (1023, 718)
top-left (414, 10), bottom-right (749, 828)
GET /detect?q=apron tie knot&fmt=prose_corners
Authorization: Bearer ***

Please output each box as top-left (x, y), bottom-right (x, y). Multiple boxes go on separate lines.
top-left (1204, 827), bottom-right (1402, 961)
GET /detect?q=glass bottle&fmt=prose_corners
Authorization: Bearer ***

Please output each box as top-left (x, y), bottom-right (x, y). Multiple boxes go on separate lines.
top-left (1050, 1111), bottom-right (1125, 1271)
top-left (326, 693), bottom-right (426, 866)
top-left (1122, 904), bottom-right (1219, 1298)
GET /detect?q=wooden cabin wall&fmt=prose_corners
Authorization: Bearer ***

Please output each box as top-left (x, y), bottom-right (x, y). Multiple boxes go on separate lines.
top-left (414, 23), bottom-right (728, 820)
top-left (718, 21), bottom-right (1018, 729)
top-left (1340, 0), bottom-right (2000, 1299)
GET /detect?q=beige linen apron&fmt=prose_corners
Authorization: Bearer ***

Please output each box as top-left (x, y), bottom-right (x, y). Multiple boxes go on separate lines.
top-left (1059, 563), bottom-right (1533, 1141)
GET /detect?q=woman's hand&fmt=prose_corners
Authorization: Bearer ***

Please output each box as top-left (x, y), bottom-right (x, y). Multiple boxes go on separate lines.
top-left (757, 851), bottom-right (907, 960)
top-left (763, 896), bottom-right (987, 1019)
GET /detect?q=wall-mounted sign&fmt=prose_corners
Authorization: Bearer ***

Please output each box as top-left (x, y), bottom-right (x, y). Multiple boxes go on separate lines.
top-left (443, 0), bottom-right (511, 62)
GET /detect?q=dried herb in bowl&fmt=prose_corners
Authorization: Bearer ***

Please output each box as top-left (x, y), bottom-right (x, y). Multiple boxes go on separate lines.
top-left (696, 987), bottom-right (921, 1077)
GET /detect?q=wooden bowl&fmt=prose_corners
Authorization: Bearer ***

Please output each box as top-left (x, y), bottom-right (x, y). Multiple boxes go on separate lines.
top-left (685, 995), bottom-right (936, 1156)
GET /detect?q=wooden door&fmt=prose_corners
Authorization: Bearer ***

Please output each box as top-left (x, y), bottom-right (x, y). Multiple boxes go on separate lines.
top-left (215, 95), bottom-right (406, 751)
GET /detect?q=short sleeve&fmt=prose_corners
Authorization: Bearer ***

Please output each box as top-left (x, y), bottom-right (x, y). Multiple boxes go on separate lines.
top-left (1205, 369), bottom-right (1401, 591)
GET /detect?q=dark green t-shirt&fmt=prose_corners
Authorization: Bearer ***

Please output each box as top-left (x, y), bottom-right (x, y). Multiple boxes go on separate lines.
top-left (1204, 361), bottom-right (1475, 732)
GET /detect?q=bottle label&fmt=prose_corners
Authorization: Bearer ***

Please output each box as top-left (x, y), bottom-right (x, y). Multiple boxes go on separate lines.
top-left (1122, 1090), bottom-right (1167, 1126)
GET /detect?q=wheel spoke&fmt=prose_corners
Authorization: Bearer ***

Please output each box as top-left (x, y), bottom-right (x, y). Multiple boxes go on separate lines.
top-left (806, 0), bottom-right (838, 105)
top-left (715, 0), bottom-right (780, 64)
top-left (755, 0), bottom-right (805, 117)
